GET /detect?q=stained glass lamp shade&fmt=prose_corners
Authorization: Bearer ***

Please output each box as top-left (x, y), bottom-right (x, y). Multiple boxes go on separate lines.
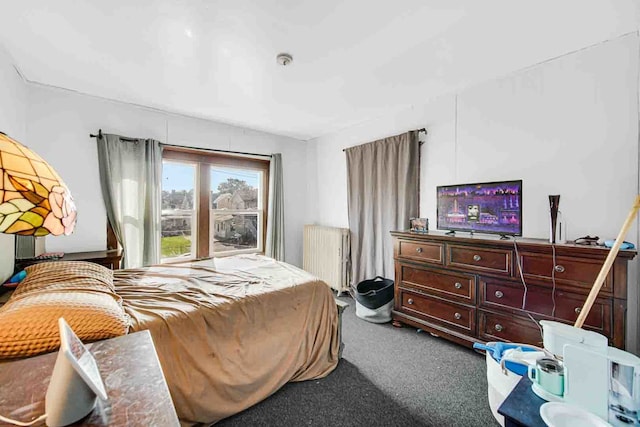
top-left (0, 132), bottom-right (76, 236)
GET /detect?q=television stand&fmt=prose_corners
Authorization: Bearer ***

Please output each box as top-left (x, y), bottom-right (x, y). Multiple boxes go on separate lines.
top-left (390, 230), bottom-right (636, 351)
top-left (445, 230), bottom-right (456, 236)
top-left (499, 234), bottom-right (511, 240)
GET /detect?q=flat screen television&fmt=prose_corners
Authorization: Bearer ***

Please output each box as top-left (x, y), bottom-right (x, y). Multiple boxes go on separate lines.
top-left (436, 180), bottom-right (522, 237)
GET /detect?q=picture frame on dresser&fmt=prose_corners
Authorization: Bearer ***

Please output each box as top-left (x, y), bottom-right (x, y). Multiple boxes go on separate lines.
top-left (410, 218), bottom-right (429, 233)
top-left (390, 230), bottom-right (636, 350)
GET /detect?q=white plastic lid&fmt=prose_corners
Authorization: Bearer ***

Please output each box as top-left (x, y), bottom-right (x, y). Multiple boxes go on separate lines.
top-left (540, 320), bottom-right (607, 356)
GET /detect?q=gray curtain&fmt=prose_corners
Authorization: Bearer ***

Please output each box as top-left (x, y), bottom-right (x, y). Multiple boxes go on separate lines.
top-left (97, 134), bottom-right (162, 268)
top-left (265, 153), bottom-right (285, 261)
top-left (346, 131), bottom-right (420, 286)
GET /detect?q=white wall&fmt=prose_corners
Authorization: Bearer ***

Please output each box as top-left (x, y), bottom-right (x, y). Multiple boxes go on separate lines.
top-left (0, 45), bottom-right (26, 281)
top-left (307, 33), bottom-right (640, 351)
top-left (26, 85), bottom-right (307, 267)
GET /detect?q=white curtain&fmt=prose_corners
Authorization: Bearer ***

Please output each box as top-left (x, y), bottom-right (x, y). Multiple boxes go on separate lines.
top-left (346, 131), bottom-right (420, 286)
top-left (97, 134), bottom-right (162, 268)
top-left (265, 153), bottom-right (284, 261)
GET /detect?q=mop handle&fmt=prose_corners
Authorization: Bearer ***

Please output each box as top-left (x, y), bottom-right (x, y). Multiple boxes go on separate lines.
top-left (574, 195), bottom-right (640, 328)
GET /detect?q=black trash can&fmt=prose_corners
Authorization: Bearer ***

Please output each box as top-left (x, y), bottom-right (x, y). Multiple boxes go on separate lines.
top-left (354, 276), bottom-right (394, 323)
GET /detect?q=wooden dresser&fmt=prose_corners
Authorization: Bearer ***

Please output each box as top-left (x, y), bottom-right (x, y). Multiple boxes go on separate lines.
top-left (391, 231), bottom-right (636, 349)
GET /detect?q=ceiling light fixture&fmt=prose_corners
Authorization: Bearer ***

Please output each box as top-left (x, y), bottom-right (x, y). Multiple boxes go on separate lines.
top-left (276, 53), bottom-right (293, 66)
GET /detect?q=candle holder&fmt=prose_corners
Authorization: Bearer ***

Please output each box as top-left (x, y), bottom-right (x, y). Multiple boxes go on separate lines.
top-left (549, 195), bottom-right (560, 243)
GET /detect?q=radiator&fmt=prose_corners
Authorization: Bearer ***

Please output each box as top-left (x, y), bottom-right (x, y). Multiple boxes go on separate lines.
top-left (303, 225), bottom-right (351, 294)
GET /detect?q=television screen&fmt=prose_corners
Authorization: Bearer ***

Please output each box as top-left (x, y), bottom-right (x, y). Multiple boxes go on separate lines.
top-left (436, 180), bottom-right (522, 236)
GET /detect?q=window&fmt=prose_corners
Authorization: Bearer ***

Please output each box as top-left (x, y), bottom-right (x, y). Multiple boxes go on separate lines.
top-left (161, 161), bottom-right (196, 261)
top-left (160, 147), bottom-right (269, 262)
top-left (210, 167), bottom-right (263, 254)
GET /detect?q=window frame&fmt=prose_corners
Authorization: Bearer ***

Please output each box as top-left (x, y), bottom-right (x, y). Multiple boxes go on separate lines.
top-left (162, 146), bottom-right (270, 260)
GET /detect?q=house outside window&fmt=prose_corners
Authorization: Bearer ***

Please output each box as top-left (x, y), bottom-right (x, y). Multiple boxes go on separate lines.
top-left (161, 161), bottom-right (196, 261)
top-left (160, 147), bottom-right (269, 262)
top-left (210, 167), bottom-right (263, 255)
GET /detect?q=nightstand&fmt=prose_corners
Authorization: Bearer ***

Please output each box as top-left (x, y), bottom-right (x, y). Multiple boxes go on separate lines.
top-left (14, 249), bottom-right (123, 272)
top-left (0, 330), bottom-right (180, 427)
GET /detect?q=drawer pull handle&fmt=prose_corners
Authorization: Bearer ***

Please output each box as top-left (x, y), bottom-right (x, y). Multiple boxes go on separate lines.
top-left (473, 254), bottom-right (482, 262)
top-left (575, 307), bottom-right (582, 314)
top-left (495, 290), bottom-right (504, 299)
top-left (554, 265), bottom-right (565, 273)
top-left (416, 247), bottom-right (423, 253)
top-left (407, 298), bottom-right (414, 305)
top-left (454, 312), bottom-right (462, 320)
top-left (454, 282), bottom-right (463, 289)
top-left (494, 324), bottom-right (504, 332)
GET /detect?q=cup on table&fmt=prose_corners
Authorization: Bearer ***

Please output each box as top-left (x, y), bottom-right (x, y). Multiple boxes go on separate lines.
top-left (528, 357), bottom-right (564, 397)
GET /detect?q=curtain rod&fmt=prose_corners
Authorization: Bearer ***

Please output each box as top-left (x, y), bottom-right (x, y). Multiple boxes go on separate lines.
top-left (89, 129), bottom-right (272, 158)
top-left (162, 143), bottom-right (272, 159)
top-left (89, 129), bottom-right (137, 142)
top-left (342, 128), bottom-right (427, 152)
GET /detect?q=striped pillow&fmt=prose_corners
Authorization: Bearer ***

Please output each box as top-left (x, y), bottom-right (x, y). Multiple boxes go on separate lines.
top-left (0, 261), bottom-right (129, 359)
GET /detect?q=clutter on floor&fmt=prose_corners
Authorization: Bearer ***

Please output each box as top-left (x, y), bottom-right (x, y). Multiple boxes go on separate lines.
top-left (476, 320), bottom-right (640, 427)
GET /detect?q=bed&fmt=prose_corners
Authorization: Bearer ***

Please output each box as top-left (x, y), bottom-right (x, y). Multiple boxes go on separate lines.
top-left (0, 254), bottom-right (342, 425)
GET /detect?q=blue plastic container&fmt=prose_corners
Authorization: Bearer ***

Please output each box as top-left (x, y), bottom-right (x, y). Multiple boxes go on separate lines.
top-left (473, 342), bottom-right (540, 376)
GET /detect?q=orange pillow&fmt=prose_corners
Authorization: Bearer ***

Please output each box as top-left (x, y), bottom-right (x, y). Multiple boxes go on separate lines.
top-left (0, 261), bottom-right (129, 359)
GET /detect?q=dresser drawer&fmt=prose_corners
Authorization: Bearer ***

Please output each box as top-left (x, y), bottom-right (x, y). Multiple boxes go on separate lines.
top-left (479, 278), bottom-right (611, 335)
top-left (447, 244), bottom-right (512, 275)
top-left (518, 252), bottom-right (612, 294)
top-left (400, 264), bottom-right (475, 303)
top-left (479, 311), bottom-right (543, 346)
top-left (399, 288), bottom-right (475, 333)
top-left (398, 240), bottom-right (444, 265)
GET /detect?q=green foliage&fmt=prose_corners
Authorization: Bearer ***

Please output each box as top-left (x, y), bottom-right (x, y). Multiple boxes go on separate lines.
top-left (217, 178), bottom-right (251, 194)
top-left (161, 235), bottom-right (191, 258)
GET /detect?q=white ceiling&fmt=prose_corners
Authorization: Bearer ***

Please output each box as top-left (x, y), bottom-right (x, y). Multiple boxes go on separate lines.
top-left (0, 1), bottom-right (637, 140)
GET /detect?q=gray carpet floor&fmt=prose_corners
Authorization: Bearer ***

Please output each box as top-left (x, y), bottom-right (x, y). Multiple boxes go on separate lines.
top-left (218, 296), bottom-right (500, 426)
